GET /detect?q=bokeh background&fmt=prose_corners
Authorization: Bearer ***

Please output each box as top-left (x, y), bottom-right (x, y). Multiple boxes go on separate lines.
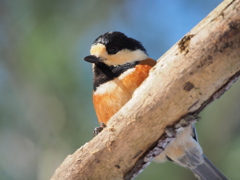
top-left (0, 0), bottom-right (240, 180)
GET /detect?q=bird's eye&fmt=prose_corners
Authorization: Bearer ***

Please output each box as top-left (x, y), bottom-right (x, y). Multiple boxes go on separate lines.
top-left (108, 47), bottom-right (119, 54)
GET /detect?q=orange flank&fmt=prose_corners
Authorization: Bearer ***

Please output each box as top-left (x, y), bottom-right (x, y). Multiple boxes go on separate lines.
top-left (93, 58), bottom-right (156, 124)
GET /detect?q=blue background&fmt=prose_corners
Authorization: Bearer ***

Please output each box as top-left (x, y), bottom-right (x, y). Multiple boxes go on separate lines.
top-left (0, 0), bottom-right (240, 179)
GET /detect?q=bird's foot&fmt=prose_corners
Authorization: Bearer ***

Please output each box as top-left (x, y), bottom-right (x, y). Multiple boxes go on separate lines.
top-left (93, 122), bottom-right (106, 136)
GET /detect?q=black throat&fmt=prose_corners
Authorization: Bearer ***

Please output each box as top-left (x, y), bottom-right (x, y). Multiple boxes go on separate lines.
top-left (93, 61), bottom-right (139, 91)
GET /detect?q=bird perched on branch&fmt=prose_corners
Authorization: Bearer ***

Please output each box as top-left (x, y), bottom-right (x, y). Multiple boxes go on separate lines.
top-left (84, 31), bottom-right (228, 180)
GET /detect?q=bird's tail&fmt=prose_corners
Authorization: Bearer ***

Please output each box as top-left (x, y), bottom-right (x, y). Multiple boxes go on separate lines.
top-left (191, 154), bottom-right (228, 180)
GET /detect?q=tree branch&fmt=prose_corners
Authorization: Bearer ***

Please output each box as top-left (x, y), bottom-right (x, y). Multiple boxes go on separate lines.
top-left (51, 0), bottom-right (240, 179)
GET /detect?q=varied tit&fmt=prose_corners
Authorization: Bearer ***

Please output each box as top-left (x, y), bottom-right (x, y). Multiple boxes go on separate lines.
top-left (84, 31), bottom-right (228, 180)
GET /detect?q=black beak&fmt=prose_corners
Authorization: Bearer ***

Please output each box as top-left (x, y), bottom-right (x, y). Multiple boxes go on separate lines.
top-left (84, 55), bottom-right (103, 63)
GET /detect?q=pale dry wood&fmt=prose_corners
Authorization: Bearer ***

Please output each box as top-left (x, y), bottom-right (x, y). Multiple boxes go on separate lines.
top-left (51, 0), bottom-right (240, 179)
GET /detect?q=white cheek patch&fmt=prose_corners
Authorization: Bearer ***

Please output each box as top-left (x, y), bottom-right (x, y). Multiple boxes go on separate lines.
top-left (90, 43), bottom-right (148, 66)
top-left (105, 49), bottom-right (148, 66)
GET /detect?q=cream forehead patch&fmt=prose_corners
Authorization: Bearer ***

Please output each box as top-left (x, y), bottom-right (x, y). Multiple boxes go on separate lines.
top-left (90, 43), bottom-right (107, 57)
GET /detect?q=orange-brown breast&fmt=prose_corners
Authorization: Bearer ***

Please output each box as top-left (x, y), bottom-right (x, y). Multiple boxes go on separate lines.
top-left (93, 58), bottom-right (156, 124)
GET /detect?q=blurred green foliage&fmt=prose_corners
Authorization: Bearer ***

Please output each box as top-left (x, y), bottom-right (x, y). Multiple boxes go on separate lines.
top-left (0, 0), bottom-right (239, 180)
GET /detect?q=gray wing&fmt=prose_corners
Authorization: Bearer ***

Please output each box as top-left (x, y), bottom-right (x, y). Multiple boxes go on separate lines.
top-left (191, 154), bottom-right (228, 180)
top-left (191, 125), bottom-right (228, 180)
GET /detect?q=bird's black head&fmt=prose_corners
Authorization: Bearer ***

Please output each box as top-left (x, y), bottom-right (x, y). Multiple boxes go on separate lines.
top-left (84, 31), bottom-right (148, 66)
top-left (93, 31), bottom-right (147, 55)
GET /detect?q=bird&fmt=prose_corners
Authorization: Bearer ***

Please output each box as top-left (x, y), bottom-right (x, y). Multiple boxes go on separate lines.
top-left (84, 31), bottom-right (228, 180)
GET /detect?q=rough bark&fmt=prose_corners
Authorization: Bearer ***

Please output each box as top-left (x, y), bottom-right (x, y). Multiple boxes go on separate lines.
top-left (51, 0), bottom-right (240, 179)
